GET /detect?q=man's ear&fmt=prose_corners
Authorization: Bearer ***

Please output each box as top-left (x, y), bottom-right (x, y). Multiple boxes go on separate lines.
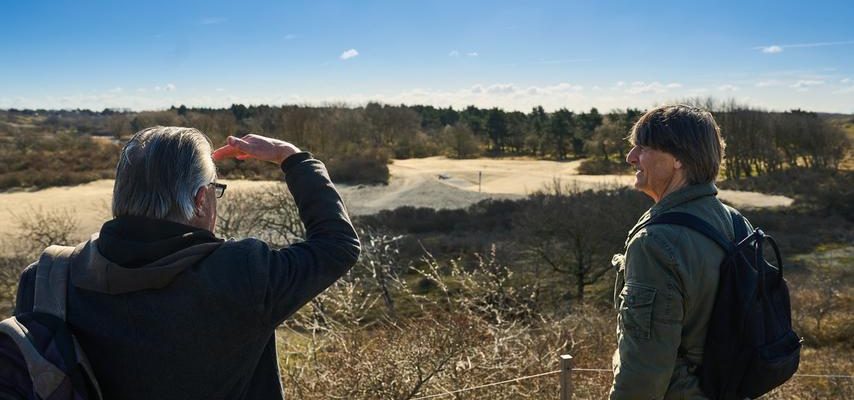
top-left (674, 158), bottom-right (683, 170)
top-left (194, 186), bottom-right (207, 216)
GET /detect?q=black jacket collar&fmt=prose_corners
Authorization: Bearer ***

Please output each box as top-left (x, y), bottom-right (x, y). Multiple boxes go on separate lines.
top-left (97, 215), bottom-right (221, 268)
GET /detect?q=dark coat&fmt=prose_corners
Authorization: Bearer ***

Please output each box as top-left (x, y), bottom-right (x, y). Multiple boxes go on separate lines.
top-left (15, 153), bottom-right (360, 399)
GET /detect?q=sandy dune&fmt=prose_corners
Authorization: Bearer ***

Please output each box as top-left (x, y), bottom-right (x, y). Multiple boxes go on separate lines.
top-left (0, 157), bottom-right (794, 247)
top-left (348, 157), bottom-right (793, 213)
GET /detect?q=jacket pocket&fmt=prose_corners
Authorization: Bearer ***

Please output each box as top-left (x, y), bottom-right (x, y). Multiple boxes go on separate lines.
top-left (619, 283), bottom-right (656, 339)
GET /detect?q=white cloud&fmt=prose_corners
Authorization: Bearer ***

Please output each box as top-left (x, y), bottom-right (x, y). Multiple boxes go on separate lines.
top-left (200, 17), bottom-right (226, 25)
top-left (485, 83), bottom-right (516, 94)
top-left (448, 50), bottom-right (460, 57)
top-left (377, 82), bottom-right (587, 111)
top-left (625, 81), bottom-right (682, 94)
top-left (14, 73), bottom-right (854, 114)
top-left (282, 81), bottom-right (590, 113)
top-left (340, 49), bottom-right (359, 60)
top-left (153, 83), bottom-right (176, 92)
top-left (790, 80), bottom-right (824, 89)
top-left (755, 40), bottom-right (854, 53)
top-left (466, 52), bottom-right (479, 57)
top-left (108, 87), bottom-right (123, 93)
top-left (544, 82), bottom-right (583, 93)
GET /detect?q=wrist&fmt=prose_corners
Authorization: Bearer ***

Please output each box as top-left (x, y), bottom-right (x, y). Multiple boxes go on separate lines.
top-left (277, 145), bottom-right (301, 164)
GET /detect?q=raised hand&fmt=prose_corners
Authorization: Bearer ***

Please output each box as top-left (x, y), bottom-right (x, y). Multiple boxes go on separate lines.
top-left (212, 134), bottom-right (301, 165)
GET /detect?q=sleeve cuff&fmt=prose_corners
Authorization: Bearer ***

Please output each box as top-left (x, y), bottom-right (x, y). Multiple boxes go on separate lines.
top-left (280, 152), bottom-right (314, 174)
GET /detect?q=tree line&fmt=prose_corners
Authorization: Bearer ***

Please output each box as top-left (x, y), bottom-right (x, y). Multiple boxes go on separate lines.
top-left (1, 100), bottom-right (849, 187)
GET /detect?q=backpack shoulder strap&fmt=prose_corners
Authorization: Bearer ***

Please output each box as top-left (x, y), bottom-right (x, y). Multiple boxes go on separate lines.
top-left (640, 212), bottom-right (736, 254)
top-left (34, 245), bottom-right (77, 321)
top-left (727, 207), bottom-right (749, 243)
top-left (0, 318), bottom-right (67, 399)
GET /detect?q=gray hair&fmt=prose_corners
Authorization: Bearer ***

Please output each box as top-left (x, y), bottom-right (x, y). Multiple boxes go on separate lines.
top-left (628, 104), bottom-right (726, 184)
top-left (112, 126), bottom-right (217, 222)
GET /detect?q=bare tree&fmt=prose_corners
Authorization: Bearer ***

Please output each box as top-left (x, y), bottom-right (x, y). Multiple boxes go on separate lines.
top-left (516, 182), bottom-right (648, 304)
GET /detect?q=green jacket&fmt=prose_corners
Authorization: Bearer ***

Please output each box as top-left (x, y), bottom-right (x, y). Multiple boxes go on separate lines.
top-left (609, 183), bottom-right (748, 400)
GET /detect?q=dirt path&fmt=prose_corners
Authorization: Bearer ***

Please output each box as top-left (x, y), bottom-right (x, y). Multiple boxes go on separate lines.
top-left (0, 157), bottom-right (794, 247)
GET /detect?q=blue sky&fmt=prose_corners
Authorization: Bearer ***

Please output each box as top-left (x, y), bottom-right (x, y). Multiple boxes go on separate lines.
top-left (2, 0), bottom-right (853, 112)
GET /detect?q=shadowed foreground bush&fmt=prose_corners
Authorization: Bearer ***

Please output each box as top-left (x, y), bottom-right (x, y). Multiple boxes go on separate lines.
top-left (278, 246), bottom-right (617, 399)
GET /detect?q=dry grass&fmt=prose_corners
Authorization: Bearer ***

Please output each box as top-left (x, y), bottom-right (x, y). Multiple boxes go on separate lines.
top-left (275, 240), bottom-right (853, 399)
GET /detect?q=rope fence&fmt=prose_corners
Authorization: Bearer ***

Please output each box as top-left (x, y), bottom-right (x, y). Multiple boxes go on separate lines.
top-left (411, 370), bottom-right (561, 400)
top-left (410, 354), bottom-right (854, 400)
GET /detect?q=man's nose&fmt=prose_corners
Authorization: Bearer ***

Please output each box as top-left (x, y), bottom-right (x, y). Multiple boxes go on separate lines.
top-left (626, 147), bottom-right (637, 164)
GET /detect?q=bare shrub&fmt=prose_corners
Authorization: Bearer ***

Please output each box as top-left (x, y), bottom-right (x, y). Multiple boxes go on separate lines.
top-left (278, 242), bottom-right (621, 399)
top-left (0, 254), bottom-right (29, 318)
top-left (789, 251), bottom-right (853, 346)
top-left (0, 208), bottom-right (81, 317)
top-left (357, 227), bottom-right (406, 317)
top-left (412, 245), bottom-right (540, 322)
top-left (216, 183), bottom-right (303, 247)
top-left (763, 344), bottom-right (854, 399)
top-left (576, 157), bottom-right (632, 175)
top-left (325, 149), bottom-right (391, 185)
top-left (282, 314), bottom-right (484, 400)
top-left (516, 182), bottom-right (649, 304)
top-left (13, 208), bottom-right (80, 256)
top-left (280, 300), bottom-right (615, 399)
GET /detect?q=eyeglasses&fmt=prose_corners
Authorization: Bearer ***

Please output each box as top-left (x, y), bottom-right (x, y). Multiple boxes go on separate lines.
top-left (209, 182), bottom-right (227, 198)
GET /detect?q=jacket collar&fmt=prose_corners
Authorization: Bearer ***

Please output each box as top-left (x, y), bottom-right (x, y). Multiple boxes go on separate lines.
top-left (98, 215), bottom-right (220, 268)
top-left (73, 215), bottom-right (224, 294)
top-left (649, 183), bottom-right (718, 216)
top-left (623, 183), bottom-right (719, 248)
top-left (73, 234), bottom-right (222, 295)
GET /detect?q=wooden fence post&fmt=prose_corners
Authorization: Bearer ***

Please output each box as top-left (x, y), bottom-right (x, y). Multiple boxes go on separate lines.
top-left (560, 354), bottom-right (573, 400)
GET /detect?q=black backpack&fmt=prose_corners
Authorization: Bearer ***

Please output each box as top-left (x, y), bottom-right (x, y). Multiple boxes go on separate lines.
top-left (0, 245), bottom-right (103, 400)
top-left (643, 209), bottom-right (801, 399)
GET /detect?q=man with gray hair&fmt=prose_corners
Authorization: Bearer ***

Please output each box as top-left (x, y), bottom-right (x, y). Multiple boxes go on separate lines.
top-left (14, 127), bottom-right (361, 399)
